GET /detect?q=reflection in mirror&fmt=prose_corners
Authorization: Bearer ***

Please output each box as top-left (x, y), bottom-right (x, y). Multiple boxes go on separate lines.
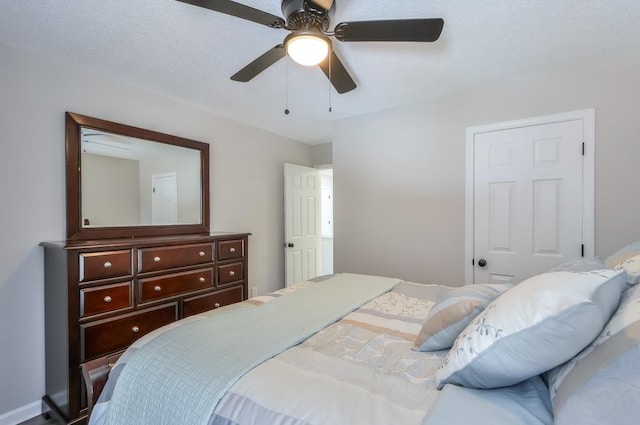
top-left (65, 112), bottom-right (210, 240)
top-left (80, 128), bottom-right (202, 228)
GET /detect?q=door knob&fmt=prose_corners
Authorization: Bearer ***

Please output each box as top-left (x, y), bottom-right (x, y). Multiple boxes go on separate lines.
top-left (478, 258), bottom-right (487, 268)
top-left (283, 243), bottom-right (294, 248)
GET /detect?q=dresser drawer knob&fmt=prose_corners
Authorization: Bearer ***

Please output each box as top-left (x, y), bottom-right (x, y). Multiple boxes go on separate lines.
top-left (214, 303), bottom-right (221, 308)
top-left (199, 251), bottom-right (205, 257)
top-left (229, 247), bottom-right (236, 253)
top-left (103, 261), bottom-right (112, 269)
top-left (132, 326), bottom-right (140, 333)
top-left (154, 285), bottom-right (162, 292)
top-left (199, 277), bottom-right (205, 283)
top-left (229, 271), bottom-right (235, 277)
top-left (153, 256), bottom-right (161, 263)
top-left (103, 296), bottom-right (112, 303)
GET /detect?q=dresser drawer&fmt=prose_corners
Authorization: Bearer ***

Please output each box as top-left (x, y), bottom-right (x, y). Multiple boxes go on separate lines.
top-left (79, 250), bottom-right (132, 282)
top-left (183, 285), bottom-right (244, 317)
top-left (81, 282), bottom-right (133, 317)
top-left (218, 239), bottom-right (244, 261)
top-left (217, 262), bottom-right (244, 285)
top-left (81, 303), bottom-right (177, 361)
top-left (138, 268), bottom-right (214, 303)
top-left (138, 243), bottom-right (213, 273)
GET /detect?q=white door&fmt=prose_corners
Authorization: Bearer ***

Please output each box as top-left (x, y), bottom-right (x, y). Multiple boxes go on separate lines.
top-left (152, 172), bottom-right (178, 224)
top-left (284, 163), bottom-right (321, 286)
top-left (466, 110), bottom-right (595, 285)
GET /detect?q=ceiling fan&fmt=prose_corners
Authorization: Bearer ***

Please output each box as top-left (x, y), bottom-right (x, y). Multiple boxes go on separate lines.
top-left (177, 0), bottom-right (444, 94)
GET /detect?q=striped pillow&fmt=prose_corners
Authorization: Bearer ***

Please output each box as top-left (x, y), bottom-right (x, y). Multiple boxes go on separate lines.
top-left (412, 283), bottom-right (512, 352)
top-left (605, 242), bottom-right (640, 285)
top-left (548, 284), bottom-right (640, 425)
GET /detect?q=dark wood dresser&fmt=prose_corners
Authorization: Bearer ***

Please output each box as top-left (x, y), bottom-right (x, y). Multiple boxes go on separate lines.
top-left (41, 232), bottom-right (249, 424)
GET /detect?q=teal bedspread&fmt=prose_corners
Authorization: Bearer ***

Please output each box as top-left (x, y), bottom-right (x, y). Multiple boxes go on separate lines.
top-left (101, 273), bottom-right (401, 425)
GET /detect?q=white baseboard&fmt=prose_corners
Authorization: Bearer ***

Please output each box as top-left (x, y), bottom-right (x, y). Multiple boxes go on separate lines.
top-left (0, 400), bottom-right (42, 425)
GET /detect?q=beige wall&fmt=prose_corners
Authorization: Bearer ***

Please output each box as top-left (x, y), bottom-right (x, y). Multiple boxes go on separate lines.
top-left (333, 63), bottom-right (640, 286)
top-left (310, 142), bottom-right (333, 166)
top-left (82, 154), bottom-right (141, 226)
top-left (0, 44), bottom-right (311, 417)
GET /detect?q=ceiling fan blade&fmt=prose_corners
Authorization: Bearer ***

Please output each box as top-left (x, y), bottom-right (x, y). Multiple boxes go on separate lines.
top-left (318, 51), bottom-right (356, 94)
top-left (310, 0), bottom-right (334, 11)
top-left (334, 18), bottom-right (444, 42)
top-left (176, 0), bottom-right (285, 28)
top-left (231, 45), bottom-right (286, 82)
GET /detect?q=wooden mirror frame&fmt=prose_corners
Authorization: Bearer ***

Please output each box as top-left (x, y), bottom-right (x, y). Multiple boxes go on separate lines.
top-left (65, 112), bottom-right (210, 240)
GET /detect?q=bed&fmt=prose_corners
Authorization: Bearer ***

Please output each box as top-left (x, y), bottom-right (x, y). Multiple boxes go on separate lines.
top-left (88, 243), bottom-right (640, 425)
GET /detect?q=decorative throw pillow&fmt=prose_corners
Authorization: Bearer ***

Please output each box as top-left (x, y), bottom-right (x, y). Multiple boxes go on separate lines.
top-left (412, 283), bottom-right (512, 352)
top-left (435, 269), bottom-right (628, 389)
top-left (605, 241), bottom-right (640, 285)
top-left (546, 257), bottom-right (605, 273)
top-left (547, 284), bottom-right (640, 425)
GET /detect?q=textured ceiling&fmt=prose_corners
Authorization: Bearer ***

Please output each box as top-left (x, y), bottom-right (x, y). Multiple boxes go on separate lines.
top-left (1, 0), bottom-right (640, 144)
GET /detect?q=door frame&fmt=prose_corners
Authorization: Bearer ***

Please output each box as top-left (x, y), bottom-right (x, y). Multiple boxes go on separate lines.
top-left (464, 109), bottom-right (595, 285)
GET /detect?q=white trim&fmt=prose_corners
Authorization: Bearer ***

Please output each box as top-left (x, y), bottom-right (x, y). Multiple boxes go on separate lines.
top-left (465, 109), bottom-right (596, 285)
top-left (581, 109), bottom-right (596, 259)
top-left (464, 129), bottom-right (476, 286)
top-left (313, 163), bottom-right (333, 170)
top-left (0, 400), bottom-right (42, 425)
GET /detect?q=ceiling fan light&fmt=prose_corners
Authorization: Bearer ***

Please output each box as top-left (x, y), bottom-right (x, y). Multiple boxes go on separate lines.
top-left (285, 33), bottom-right (330, 66)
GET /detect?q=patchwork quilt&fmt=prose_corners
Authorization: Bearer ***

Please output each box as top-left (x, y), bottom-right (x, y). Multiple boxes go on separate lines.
top-left (90, 275), bottom-right (449, 425)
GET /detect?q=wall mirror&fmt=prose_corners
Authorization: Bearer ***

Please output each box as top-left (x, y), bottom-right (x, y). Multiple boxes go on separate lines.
top-left (66, 112), bottom-right (210, 240)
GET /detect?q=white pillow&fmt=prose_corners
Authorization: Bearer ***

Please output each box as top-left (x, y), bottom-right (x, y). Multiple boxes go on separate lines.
top-left (436, 269), bottom-right (627, 389)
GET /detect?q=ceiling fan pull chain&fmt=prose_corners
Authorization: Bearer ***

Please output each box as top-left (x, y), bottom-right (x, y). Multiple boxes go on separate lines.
top-left (284, 58), bottom-right (290, 115)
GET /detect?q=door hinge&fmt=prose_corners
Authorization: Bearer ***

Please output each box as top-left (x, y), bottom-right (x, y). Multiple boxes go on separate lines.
top-left (581, 244), bottom-right (585, 257)
top-left (582, 142), bottom-right (585, 156)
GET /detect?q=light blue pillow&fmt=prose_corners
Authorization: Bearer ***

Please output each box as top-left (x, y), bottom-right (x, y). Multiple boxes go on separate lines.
top-left (412, 284), bottom-right (512, 352)
top-left (425, 377), bottom-right (553, 425)
top-left (436, 269), bottom-right (628, 389)
top-left (548, 284), bottom-right (640, 425)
